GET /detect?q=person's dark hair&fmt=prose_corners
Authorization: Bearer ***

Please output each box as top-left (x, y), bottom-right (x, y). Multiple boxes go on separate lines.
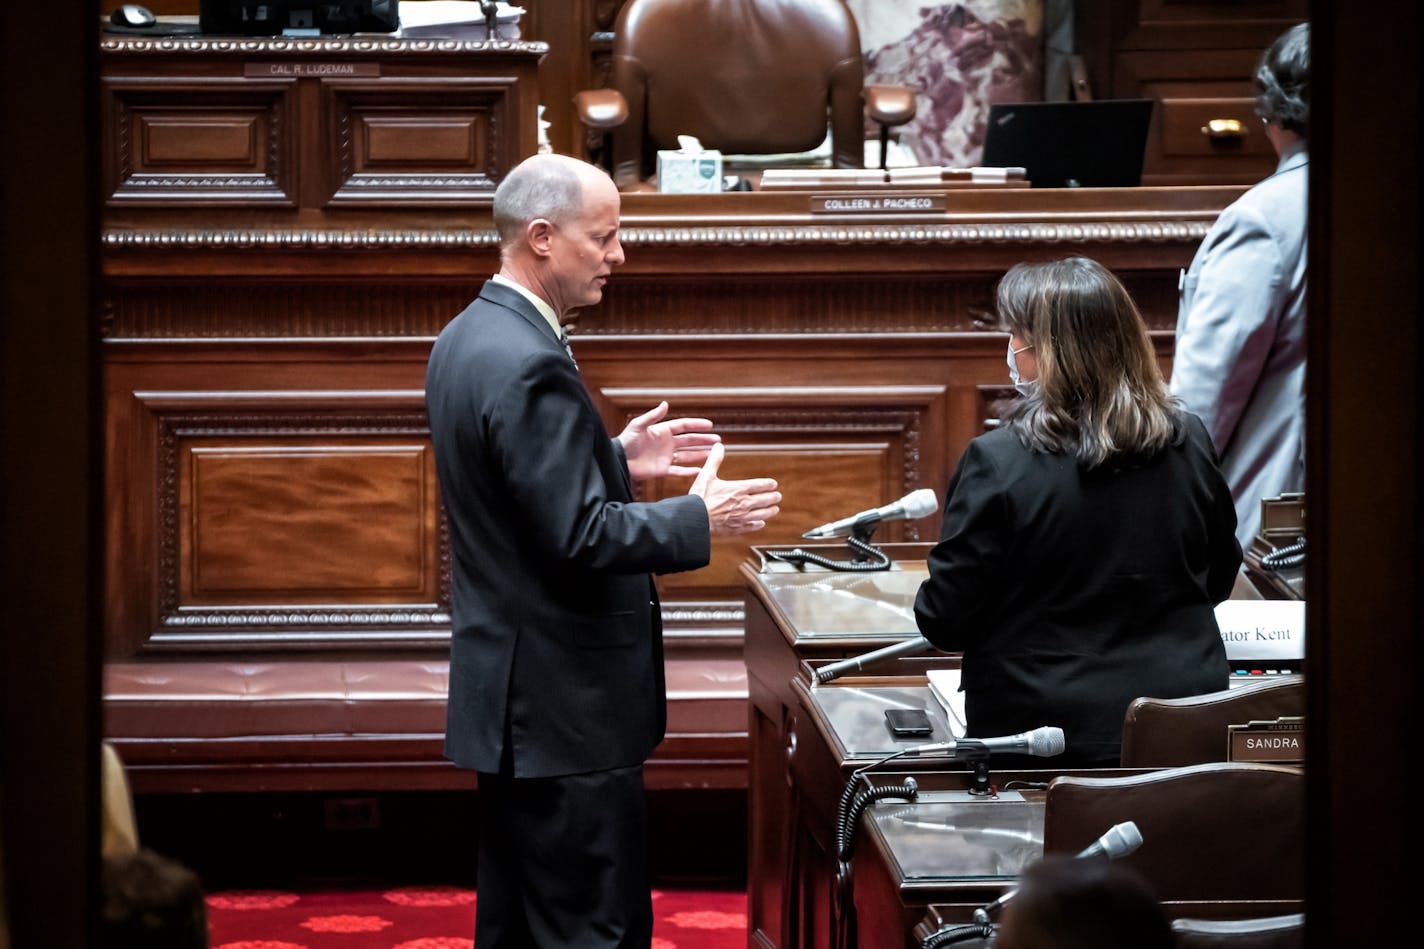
top-left (102, 848), bottom-right (209, 949)
top-left (1254, 22), bottom-right (1309, 137)
top-left (996, 256), bottom-right (1181, 469)
top-left (996, 855), bottom-right (1173, 949)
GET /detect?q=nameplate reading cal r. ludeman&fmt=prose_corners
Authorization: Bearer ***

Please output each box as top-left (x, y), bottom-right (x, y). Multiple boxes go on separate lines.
top-left (811, 193), bottom-right (946, 214)
top-left (244, 63), bottom-right (381, 78)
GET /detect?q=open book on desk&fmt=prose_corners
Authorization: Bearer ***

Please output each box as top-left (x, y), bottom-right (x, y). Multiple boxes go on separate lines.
top-left (925, 668), bottom-right (967, 738)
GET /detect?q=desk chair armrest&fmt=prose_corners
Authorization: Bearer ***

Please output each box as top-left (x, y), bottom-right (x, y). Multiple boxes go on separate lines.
top-left (865, 85), bottom-right (917, 128)
top-left (864, 84), bottom-right (917, 170)
top-left (574, 88), bottom-right (630, 130)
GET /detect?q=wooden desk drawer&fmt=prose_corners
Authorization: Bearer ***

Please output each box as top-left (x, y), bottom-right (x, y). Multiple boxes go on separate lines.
top-left (1159, 96), bottom-right (1274, 159)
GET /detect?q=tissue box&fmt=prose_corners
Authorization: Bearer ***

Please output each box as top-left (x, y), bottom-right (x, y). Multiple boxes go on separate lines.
top-left (657, 149), bottom-right (723, 194)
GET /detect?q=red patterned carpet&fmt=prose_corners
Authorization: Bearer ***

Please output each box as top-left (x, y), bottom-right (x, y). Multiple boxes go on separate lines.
top-left (205, 885), bottom-right (747, 949)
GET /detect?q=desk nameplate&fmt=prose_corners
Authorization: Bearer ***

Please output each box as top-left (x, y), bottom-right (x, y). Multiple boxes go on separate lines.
top-left (1228, 716), bottom-right (1304, 763)
top-left (811, 192), bottom-right (947, 214)
top-left (244, 62), bottom-right (381, 77)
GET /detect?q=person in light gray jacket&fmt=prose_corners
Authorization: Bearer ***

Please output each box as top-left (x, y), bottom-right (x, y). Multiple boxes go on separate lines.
top-left (1170, 22), bottom-right (1309, 554)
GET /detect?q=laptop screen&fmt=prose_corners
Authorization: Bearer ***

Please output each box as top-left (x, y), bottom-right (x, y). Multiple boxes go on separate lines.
top-left (981, 99), bottom-right (1155, 188)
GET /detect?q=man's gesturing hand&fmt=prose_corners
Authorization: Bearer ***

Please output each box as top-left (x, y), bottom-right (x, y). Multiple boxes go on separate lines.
top-left (689, 443), bottom-right (782, 535)
top-left (617, 400), bottom-right (721, 481)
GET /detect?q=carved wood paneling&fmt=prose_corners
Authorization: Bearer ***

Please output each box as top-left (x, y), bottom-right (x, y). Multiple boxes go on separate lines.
top-left (103, 78), bottom-right (297, 205)
top-left (181, 447), bottom-right (431, 600)
top-left (100, 270), bottom-right (1181, 340)
top-left (105, 282), bottom-right (481, 338)
top-left (101, 36), bottom-right (544, 216)
top-left (581, 275), bottom-right (996, 334)
top-left (131, 390), bottom-right (450, 653)
top-left (596, 385), bottom-right (946, 599)
top-left (98, 39), bottom-right (1243, 661)
top-left (323, 78), bottom-right (515, 205)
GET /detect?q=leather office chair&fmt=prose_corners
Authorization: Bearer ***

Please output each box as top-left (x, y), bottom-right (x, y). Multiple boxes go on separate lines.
top-left (1120, 675), bottom-right (1304, 768)
top-left (1171, 913), bottom-right (1305, 949)
top-left (1043, 762), bottom-right (1304, 903)
top-left (573, 0), bottom-right (916, 189)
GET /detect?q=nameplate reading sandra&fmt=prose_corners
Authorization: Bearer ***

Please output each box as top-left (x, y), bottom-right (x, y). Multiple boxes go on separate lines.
top-left (244, 63), bottom-right (381, 78)
top-left (1228, 717), bottom-right (1304, 763)
top-left (811, 193), bottom-right (946, 214)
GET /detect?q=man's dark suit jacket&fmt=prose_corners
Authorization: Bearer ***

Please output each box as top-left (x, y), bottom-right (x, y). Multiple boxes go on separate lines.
top-left (914, 414), bottom-right (1241, 763)
top-left (425, 280), bottom-right (711, 779)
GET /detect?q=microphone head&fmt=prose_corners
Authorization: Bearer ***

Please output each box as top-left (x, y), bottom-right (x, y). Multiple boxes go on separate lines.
top-left (900, 488), bottom-right (939, 519)
top-left (1027, 726), bottom-right (1066, 757)
top-left (1100, 821), bottom-right (1143, 859)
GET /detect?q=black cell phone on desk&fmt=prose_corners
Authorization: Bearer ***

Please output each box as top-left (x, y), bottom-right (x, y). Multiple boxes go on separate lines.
top-left (884, 707), bottom-right (934, 739)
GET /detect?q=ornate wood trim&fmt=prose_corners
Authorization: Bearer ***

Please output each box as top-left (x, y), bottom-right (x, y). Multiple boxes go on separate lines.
top-left (100, 37), bottom-right (551, 56)
top-left (102, 219), bottom-right (1213, 249)
top-left (103, 228), bottom-right (499, 248)
top-left (618, 221), bottom-right (1215, 246)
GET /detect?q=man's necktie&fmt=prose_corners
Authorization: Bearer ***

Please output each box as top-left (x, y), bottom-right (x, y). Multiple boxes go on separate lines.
top-left (558, 327), bottom-right (578, 369)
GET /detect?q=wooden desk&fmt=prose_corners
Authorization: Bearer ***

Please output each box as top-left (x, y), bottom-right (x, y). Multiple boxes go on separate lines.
top-left (788, 674), bottom-right (1122, 949)
top-left (858, 789), bottom-right (1044, 949)
top-left (738, 545), bottom-right (1278, 949)
top-left (102, 182), bottom-right (1239, 662)
top-left (742, 546), bottom-right (933, 949)
top-left (780, 668), bottom-right (1304, 949)
top-left (100, 33), bottom-right (544, 218)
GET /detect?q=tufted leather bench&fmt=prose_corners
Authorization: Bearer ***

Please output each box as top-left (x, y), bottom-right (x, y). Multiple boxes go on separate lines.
top-left (104, 659), bottom-right (749, 793)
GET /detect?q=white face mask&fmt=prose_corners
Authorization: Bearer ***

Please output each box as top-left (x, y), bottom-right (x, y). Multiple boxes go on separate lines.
top-left (1007, 342), bottom-right (1037, 396)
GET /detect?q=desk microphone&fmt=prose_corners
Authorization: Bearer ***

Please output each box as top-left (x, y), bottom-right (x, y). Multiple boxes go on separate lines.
top-left (888, 816), bottom-right (1039, 845)
top-left (907, 725), bottom-right (1066, 759)
top-left (972, 820), bottom-right (1143, 924)
top-left (801, 488), bottom-right (938, 539)
top-left (813, 636), bottom-right (935, 684)
top-left (1074, 819), bottom-right (1143, 859)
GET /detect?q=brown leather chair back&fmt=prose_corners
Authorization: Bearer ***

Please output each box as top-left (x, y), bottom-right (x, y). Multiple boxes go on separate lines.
top-left (1172, 913), bottom-right (1305, 949)
top-left (609, 0), bottom-right (867, 185)
top-left (1120, 675), bottom-right (1304, 768)
top-left (1043, 762), bottom-right (1303, 902)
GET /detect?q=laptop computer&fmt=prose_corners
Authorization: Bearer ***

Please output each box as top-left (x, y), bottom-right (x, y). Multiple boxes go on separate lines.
top-left (980, 99), bottom-right (1154, 188)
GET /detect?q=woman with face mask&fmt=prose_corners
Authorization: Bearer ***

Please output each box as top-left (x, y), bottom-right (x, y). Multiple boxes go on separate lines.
top-left (914, 256), bottom-right (1242, 767)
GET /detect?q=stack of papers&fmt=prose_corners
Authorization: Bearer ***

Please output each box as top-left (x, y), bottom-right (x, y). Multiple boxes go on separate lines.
top-left (758, 168), bottom-right (889, 189)
top-left (926, 668), bottom-right (966, 738)
top-left (398, 1), bottom-right (524, 40)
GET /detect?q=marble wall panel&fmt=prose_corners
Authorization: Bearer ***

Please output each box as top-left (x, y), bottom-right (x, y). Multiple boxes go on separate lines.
top-left (849, 0), bottom-right (1044, 167)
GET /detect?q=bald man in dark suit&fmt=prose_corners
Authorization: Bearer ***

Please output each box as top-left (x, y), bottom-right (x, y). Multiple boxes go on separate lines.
top-left (425, 153), bottom-right (780, 948)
